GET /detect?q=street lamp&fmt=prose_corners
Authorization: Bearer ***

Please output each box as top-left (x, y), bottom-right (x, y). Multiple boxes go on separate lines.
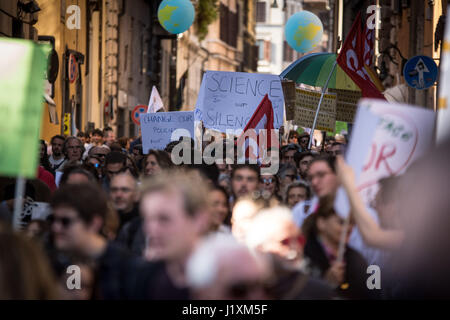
top-left (271, 0), bottom-right (278, 9)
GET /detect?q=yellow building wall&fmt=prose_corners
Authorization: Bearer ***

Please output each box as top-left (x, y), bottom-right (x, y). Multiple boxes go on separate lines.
top-left (36, 0), bottom-right (88, 142)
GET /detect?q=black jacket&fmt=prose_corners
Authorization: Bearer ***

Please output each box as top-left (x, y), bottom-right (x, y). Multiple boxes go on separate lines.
top-left (115, 216), bottom-right (146, 257)
top-left (303, 235), bottom-right (378, 299)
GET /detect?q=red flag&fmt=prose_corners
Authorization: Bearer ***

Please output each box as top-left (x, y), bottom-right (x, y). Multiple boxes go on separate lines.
top-left (337, 13), bottom-right (385, 100)
top-left (237, 94), bottom-right (276, 162)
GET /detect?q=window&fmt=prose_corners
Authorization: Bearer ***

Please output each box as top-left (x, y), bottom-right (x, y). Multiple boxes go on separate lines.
top-left (257, 40), bottom-right (264, 60)
top-left (256, 2), bottom-right (266, 23)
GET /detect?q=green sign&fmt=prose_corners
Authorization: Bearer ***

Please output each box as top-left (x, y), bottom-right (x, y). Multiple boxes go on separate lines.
top-left (0, 38), bottom-right (50, 178)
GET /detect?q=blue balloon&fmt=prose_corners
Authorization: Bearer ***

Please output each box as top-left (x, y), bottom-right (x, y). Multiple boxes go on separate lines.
top-left (158, 0), bottom-right (195, 34)
top-left (285, 11), bottom-right (323, 53)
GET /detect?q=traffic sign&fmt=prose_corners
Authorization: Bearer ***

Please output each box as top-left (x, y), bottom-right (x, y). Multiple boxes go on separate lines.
top-left (132, 105), bottom-right (148, 125)
top-left (403, 55), bottom-right (438, 90)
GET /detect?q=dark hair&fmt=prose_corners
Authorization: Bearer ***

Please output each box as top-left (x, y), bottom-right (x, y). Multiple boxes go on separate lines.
top-left (109, 143), bottom-right (123, 153)
top-left (50, 183), bottom-right (108, 225)
top-left (39, 140), bottom-right (53, 174)
top-left (309, 154), bottom-right (336, 173)
top-left (144, 150), bottom-right (173, 170)
top-left (50, 135), bottom-right (65, 144)
top-left (103, 127), bottom-right (113, 134)
top-left (211, 184), bottom-right (232, 226)
top-left (231, 164), bottom-right (260, 180)
top-left (59, 165), bottom-right (97, 186)
top-left (76, 131), bottom-right (85, 138)
top-left (294, 151), bottom-right (315, 168)
top-left (188, 163), bottom-right (220, 184)
top-left (302, 195), bottom-right (336, 239)
top-left (105, 151), bottom-right (127, 166)
top-left (92, 129), bottom-right (104, 137)
top-left (288, 130), bottom-right (298, 139)
top-left (117, 136), bottom-right (128, 149)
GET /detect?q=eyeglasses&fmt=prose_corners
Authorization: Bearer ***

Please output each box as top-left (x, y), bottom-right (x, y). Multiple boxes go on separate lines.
top-left (47, 215), bottom-right (78, 228)
top-left (260, 178), bottom-right (274, 184)
top-left (307, 170), bottom-right (333, 182)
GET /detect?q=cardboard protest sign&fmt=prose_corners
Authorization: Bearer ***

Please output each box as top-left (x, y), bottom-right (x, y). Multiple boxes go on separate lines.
top-left (329, 88), bottom-right (361, 123)
top-left (293, 87), bottom-right (336, 132)
top-left (357, 99), bottom-right (436, 204)
top-left (0, 38), bottom-right (50, 178)
top-left (195, 71), bottom-right (284, 132)
top-left (140, 111), bottom-right (195, 153)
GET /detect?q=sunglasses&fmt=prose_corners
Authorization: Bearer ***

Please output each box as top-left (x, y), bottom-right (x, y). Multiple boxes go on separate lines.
top-left (47, 215), bottom-right (78, 228)
top-left (260, 178), bottom-right (275, 184)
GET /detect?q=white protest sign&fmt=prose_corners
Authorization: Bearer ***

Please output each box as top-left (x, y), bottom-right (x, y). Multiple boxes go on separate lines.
top-left (334, 105), bottom-right (380, 218)
top-left (195, 71), bottom-right (284, 132)
top-left (357, 99), bottom-right (436, 204)
top-left (140, 111), bottom-right (195, 153)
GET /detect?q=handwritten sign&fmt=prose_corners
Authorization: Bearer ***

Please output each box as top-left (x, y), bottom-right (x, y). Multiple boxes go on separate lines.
top-left (195, 71), bottom-right (284, 132)
top-left (0, 38), bottom-right (50, 178)
top-left (293, 87), bottom-right (337, 132)
top-left (357, 99), bottom-right (435, 204)
top-left (140, 111), bottom-right (195, 153)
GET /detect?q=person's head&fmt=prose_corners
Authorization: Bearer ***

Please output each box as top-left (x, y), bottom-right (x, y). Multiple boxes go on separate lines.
top-left (302, 196), bottom-right (351, 247)
top-left (246, 207), bottom-right (303, 266)
top-left (324, 136), bottom-right (336, 152)
top-left (39, 140), bottom-right (51, 170)
top-left (231, 164), bottom-right (260, 199)
top-left (88, 145), bottom-right (110, 165)
top-left (298, 133), bottom-right (310, 150)
top-left (259, 174), bottom-right (279, 197)
top-left (103, 127), bottom-right (116, 147)
top-left (288, 130), bottom-right (299, 144)
top-left (76, 131), bottom-right (86, 144)
top-left (117, 136), bottom-right (129, 150)
top-left (109, 173), bottom-right (139, 213)
top-left (186, 234), bottom-right (270, 300)
top-left (328, 142), bottom-right (345, 157)
top-left (49, 183), bottom-right (108, 252)
top-left (63, 137), bottom-right (84, 162)
top-left (91, 129), bottom-right (104, 145)
top-left (143, 150), bottom-right (172, 176)
top-left (104, 151), bottom-right (127, 180)
top-left (307, 155), bottom-right (338, 198)
top-left (25, 219), bottom-right (49, 240)
top-left (209, 186), bottom-right (230, 230)
top-left (60, 166), bottom-right (96, 186)
top-left (0, 231), bottom-right (57, 299)
top-left (281, 144), bottom-right (298, 166)
top-left (294, 151), bottom-right (315, 179)
top-left (231, 196), bottom-right (266, 243)
top-left (140, 170), bottom-right (210, 262)
top-left (285, 181), bottom-right (311, 207)
top-left (51, 135), bottom-right (65, 157)
top-left (277, 163), bottom-right (297, 194)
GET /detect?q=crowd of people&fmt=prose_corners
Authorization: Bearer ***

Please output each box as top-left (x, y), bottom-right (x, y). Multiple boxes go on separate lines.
top-left (0, 126), bottom-right (450, 300)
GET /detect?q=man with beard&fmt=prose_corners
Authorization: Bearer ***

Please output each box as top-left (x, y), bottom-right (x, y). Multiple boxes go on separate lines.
top-left (230, 164), bottom-right (260, 207)
top-left (49, 135), bottom-right (66, 173)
